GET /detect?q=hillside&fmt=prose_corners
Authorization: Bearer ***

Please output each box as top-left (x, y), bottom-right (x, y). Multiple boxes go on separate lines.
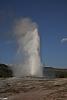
top-left (0, 64), bottom-right (13, 78)
top-left (0, 63), bottom-right (67, 78)
top-left (43, 67), bottom-right (67, 78)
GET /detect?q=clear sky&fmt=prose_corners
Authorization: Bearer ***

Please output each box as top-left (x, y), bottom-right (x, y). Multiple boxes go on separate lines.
top-left (0, 0), bottom-right (67, 68)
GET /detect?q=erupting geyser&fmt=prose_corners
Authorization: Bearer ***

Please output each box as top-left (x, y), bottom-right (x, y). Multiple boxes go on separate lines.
top-left (13, 18), bottom-right (42, 77)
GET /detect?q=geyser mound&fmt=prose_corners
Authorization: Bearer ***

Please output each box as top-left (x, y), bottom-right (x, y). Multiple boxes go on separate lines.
top-left (13, 18), bottom-right (42, 77)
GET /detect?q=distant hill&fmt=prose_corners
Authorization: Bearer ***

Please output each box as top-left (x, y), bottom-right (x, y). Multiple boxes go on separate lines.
top-left (0, 64), bottom-right (13, 78)
top-left (0, 63), bottom-right (67, 78)
top-left (43, 67), bottom-right (67, 78)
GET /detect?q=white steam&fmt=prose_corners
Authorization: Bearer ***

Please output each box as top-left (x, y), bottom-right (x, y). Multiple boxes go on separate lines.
top-left (13, 18), bottom-right (42, 77)
top-left (61, 38), bottom-right (67, 43)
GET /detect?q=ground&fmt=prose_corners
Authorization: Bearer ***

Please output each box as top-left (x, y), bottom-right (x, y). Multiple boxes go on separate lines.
top-left (0, 77), bottom-right (67, 100)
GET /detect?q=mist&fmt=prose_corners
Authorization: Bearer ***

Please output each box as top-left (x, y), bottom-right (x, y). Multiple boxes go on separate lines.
top-left (13, 18), bottom-right (42, 77)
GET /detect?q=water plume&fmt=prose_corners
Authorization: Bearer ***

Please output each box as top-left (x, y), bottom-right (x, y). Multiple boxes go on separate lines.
top-left (13, 18), bottom-right (42, 77)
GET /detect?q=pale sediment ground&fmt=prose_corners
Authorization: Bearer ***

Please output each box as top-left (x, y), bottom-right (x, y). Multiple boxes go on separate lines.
top-left (0, 77), bottom-right (67, 100)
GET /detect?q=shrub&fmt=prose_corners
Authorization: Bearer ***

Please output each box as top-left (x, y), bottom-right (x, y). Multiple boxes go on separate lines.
top-left (56, 71), bottom-right (67, 78)
top-left (0, 64), bottom-right (13, 78)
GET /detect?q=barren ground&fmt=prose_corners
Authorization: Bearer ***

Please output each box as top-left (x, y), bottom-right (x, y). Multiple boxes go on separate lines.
top-left (0, 77), bottom-right (67, 100)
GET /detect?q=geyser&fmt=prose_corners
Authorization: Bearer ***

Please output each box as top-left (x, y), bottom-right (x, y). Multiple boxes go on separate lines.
top-left (13, 18), bottom-right (42, 77)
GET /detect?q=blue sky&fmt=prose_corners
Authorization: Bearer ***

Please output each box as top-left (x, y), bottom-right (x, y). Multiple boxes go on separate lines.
top-left (0, 0), bottom-right (67, 68)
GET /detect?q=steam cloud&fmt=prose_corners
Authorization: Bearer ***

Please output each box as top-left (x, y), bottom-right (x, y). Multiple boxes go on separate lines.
top-left (13, 18), bottom-right (42, 77)
top-left (61, 38), bottom-right (67, 43)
